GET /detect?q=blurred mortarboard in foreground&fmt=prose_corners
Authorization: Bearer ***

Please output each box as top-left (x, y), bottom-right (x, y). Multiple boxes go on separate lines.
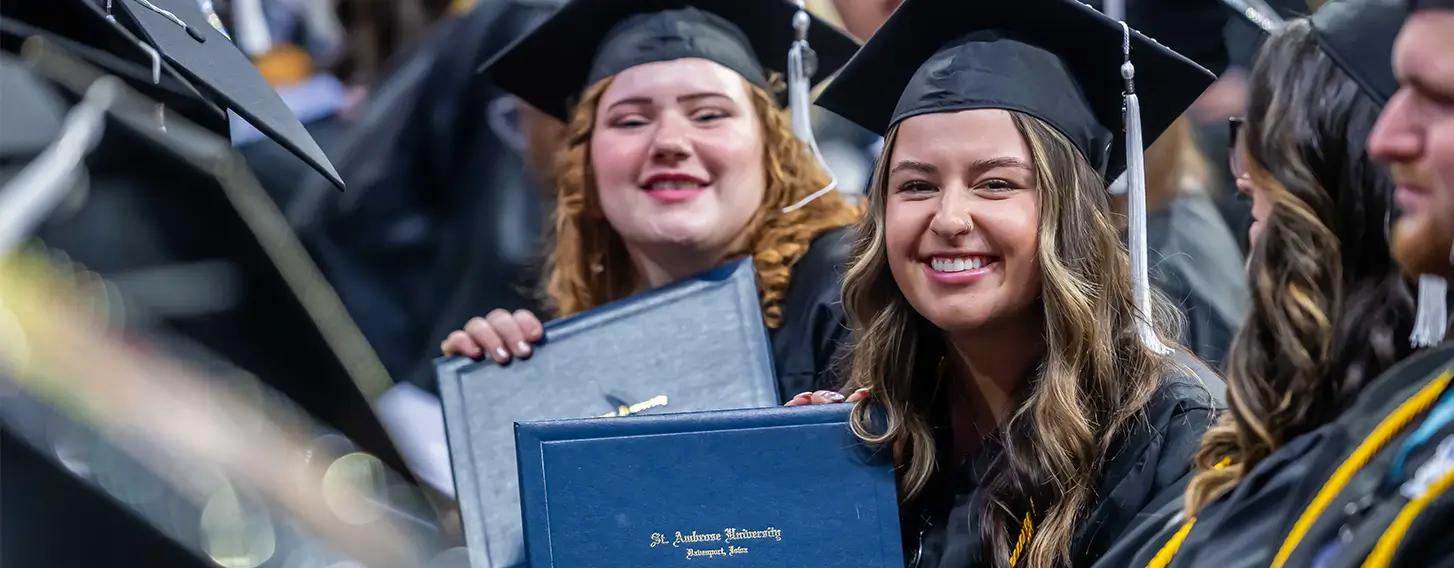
top-left (3, 40), bottom-right (408, 486)
top-left (816, 0), bottom-right (1214, 183)
top-left (0, 0), bottom-right (343, 190)
top-left (479, 0), bottom-right (861, 122)
top-left (816, 0), bottom-right (1214, 352)
top-left (1311, 0), bottom-right (1407, 105)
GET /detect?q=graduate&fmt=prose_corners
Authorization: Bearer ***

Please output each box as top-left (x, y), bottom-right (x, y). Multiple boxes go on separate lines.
top-left (796, 0), bottom-right (1224, 565)
top-left (1085, 1), bottom-right (1436, 566)
top-left (440, 0), bottom-right (866, 400)
top-left (1259, 0), bottom-right (1454, 565)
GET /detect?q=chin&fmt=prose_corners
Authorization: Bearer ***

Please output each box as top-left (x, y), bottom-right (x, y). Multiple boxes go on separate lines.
top-left (1392, 220), bottom-right (1454, 278)
top-left (907, 296), bottom-right (998, 333)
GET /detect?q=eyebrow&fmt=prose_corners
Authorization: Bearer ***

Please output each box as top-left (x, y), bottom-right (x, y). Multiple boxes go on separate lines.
top-left (888, 160), bottom-right (937, 176)
top-left (887, 156), bottom-right (1032, 177)
top-left (605, 91), bottom-right (734, 111)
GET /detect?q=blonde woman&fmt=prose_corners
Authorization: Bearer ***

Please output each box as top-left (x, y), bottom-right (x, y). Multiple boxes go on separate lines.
top-left (795, 0), bottom-right (1224, 565)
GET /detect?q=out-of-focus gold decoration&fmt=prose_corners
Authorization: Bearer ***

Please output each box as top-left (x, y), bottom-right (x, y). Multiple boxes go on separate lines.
top-left (0, 246), bottom-right (427, 567)
top-left (323, 452), bottom-right (388, 525)
top-left (201, 484), bottom-right (278, 568)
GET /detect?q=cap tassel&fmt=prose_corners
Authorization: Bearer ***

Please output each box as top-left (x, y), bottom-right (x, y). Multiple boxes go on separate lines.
top-left (1119, 22), bottom-right (1170, 355)
top-left (781, 2), bottom-right (839, 214)
top-left (1411, 275), bottom-right (1449, 347)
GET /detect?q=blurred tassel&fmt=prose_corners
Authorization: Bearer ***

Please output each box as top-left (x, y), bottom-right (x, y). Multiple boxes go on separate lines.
top-left (781, 2), bottom-right (838, 214)
top-left (1411, 275), bottom-right (1448, 347)
top-left (1119, 22), bottom-right (1170, 355)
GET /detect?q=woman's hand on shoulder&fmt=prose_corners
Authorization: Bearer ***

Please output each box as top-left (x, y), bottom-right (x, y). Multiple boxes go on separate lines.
top-left (440, 309), bottom-right (544, 364)
top-left (784, 388), bottom-right (870, 406)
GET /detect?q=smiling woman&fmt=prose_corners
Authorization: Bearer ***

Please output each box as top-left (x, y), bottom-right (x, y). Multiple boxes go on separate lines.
top-left (809, 0), bottom-right (1224, 566)
top-left (440, 0), bottom-right (864, 401)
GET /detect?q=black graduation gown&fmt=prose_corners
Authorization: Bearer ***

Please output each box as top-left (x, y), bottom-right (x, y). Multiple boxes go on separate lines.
top-left (769, 225), bottom-right (856, 401)
top-left (1100, 342), bottom-right (1454, 568)
top-left (1269, 342), bottom-right (1454, 568)
top-left (904, 362), bottom-right (1222, 568)
top-left (1090, 422), bottom-right (1348, 568)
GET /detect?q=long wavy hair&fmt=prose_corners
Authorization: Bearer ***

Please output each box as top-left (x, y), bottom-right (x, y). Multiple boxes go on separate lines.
top-left (1184, 19), bottom-right (1416, 515)
top-left (542, 76), bottom-right (861, 327)
top-left (842, 111), bottom-right (1185, 568)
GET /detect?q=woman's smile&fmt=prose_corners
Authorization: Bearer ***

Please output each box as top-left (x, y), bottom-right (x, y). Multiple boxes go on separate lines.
top-left (923, 254), bottom-right (1002, 285)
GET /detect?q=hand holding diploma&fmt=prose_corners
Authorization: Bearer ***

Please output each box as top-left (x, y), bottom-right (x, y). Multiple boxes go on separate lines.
top-left (785, 388), bottom-right (870, 406)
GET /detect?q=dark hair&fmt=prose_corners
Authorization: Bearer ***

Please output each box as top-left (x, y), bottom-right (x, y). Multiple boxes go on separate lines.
top-left (331, 0), bottom-right (454, 86)
top-left (1186, 18), bottom-right (1416, 513)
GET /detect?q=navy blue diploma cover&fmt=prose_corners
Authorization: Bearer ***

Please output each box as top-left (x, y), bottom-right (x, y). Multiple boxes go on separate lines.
top-left (515, 403), bottom-right (905, 567)
top-left (437, 258), bottom-right (781, 567)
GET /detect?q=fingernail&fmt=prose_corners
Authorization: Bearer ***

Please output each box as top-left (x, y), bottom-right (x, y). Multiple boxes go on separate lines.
top-left (517, 341), bottom-right (532, 356)
top-left (825, 391), bottom-right (846, 402)
top-left (794, 392), bottom-right (813, 399)
top-left (495, 347), bottom-right (510, 361)
top-left (854, 388), bottom-right (870, 397)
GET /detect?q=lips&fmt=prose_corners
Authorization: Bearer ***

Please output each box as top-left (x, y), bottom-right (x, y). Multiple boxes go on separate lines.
top-left (641, 172), bottom-right (709, 191)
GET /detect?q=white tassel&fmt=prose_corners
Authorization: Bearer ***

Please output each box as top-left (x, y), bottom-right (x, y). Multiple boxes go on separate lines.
top-left (1119, 22), bottom-right (1170, 355)
top-left (780, 5), bottom-right (839, 214)
top-left (1411, 275), bottom-right (1449, 347)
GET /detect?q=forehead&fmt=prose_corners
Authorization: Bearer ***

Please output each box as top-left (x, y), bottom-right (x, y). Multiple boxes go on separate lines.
top-left (600, 58), bottom-right (751, 104)
top-left (891, 109), bottom-right (1031, 164)
top-left (1395, 12), bottom-right (1454, 93)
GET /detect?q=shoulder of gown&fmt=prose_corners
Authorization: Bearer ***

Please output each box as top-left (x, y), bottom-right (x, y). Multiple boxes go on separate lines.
top-left (1072, 362), bottom-right (1223, 565)
top-left (770, 224), bottom-right (856, 400)
top-left (1149, 344), bottom-right (1454, 568)
top-left (1271, 344), bottom-right (1454, 568)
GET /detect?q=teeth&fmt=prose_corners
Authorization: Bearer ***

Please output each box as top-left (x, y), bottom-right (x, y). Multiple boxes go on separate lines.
top-left (930, 257), bottom-right (988, 273)
top-left (648, 180), bottom-right (705, 190)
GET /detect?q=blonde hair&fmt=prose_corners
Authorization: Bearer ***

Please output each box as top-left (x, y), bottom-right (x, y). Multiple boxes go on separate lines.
top-left (842, 112), bottom-right (1185, 568)
top-left (542, 75), bottom-right (861, 328)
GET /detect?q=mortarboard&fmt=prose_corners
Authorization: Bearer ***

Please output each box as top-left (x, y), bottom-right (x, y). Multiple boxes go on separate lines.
top-left (1311, 0), bottom-right (1407, 106)
top-left (479, 0), bottom-right (861, 123)
top-left (815, 0), bottom-right (1214, 183)
top-left (0, 0), bottom-right (344, 190)
top-left (4, 38), bottom-right (412, 487)
top-left (816, 0), bottom-right (1215, 351)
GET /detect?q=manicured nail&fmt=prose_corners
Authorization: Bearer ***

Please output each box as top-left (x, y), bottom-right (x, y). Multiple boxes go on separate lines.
top-left (495, 347), bottom-right (510, 361)
top-left (825, 391), bottom-right (846, 402)
top-left (517, 341), bottom-right (532, 356)
top-left (794, 392), bottom-right (813, 399)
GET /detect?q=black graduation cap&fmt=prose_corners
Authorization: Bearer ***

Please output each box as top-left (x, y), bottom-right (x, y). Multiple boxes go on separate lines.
top-left (816, 0), bottom-right (1214, 184)
top-left (479, 0), bottom-right (861, 122)
top-left (0, 0), bottom-right (344, 190)
top-left (1311, 0), bottom-right (1408, 106)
